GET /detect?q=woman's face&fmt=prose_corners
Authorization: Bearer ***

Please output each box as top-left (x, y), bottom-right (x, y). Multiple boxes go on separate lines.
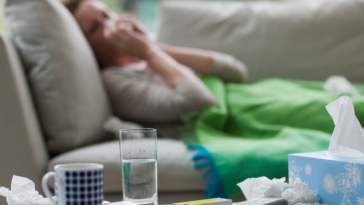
top-left (73, 0), bottom-right (119, 67)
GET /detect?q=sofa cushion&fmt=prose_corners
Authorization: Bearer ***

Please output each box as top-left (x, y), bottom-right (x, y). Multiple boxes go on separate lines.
top-left (48, 139), bottom-right (207, 192)
top-left (5, 0), bottom-right (111, 154)
top-left (158, 0), bottom-right (364, 83)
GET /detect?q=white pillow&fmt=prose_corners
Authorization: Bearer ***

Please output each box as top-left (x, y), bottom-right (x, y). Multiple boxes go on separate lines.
top-left (5, 0), bottom-right (112, 154)
top-left (158, 0), bottom-right (364, 83)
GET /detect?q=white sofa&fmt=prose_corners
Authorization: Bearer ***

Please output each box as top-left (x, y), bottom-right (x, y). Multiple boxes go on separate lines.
top-left (1, 0), bottom-right (364, 204)
top-left (0, 31), bottom-right (217, 204)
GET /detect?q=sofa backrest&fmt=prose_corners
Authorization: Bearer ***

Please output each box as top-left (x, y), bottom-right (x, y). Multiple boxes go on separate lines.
top-left (158, 0), bottom-right (364, 83)
top-left (5, 0), bottom-right (112, 154)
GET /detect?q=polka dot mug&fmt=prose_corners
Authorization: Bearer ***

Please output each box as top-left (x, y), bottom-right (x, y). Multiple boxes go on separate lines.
top-left (42, 163), bottom-right (104, 205)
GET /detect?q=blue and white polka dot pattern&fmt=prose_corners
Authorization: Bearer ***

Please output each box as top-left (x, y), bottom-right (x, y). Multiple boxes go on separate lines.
top-left (60, 169), bottom-right (104, 205)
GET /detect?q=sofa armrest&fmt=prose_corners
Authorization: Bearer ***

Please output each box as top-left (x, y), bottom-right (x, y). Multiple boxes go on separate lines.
top-left (0, 32), bottom-right (49, 194)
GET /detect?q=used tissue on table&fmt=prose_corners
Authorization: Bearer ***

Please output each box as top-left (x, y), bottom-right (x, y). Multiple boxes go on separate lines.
top-left (282, 178), bottom-right (319, 204)
top-left (0, 175), bottom-right (53, 205)
top-left (237, 177), bottom-right (292, 200)
top-left (237, 176), bottom-right (319, 203)
top-left (288, 96), bottom-right (364, 204)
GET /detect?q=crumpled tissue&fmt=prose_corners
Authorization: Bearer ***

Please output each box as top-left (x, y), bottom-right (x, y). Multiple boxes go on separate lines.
top-left (323, 75), bottom-right (359, 97)
top-left (0, 175), bottom-right (54, 205)
top-left (237, 177), bottom-right (292, 200)
top-left (282, 178), bottom-right (319, 204)
top-left (326, 95), bottom-right (364, 158)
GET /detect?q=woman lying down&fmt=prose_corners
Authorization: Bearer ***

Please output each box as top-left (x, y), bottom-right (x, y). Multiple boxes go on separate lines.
top-left (63, 0), bottom-right (364, 198)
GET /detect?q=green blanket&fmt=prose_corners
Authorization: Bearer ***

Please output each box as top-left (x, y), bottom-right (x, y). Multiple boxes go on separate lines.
top-left (181, 77), bottom-right (364, 198)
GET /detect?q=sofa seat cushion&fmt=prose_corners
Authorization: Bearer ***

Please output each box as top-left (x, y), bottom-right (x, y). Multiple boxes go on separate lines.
top-left (48, 139), bottom-right (207, 193)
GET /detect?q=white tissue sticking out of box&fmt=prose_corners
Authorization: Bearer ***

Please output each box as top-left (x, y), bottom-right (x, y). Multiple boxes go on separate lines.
top-left (237, 177), bottom-right (292, 200)
top-left (326, 96), bottom-right (364, 158)
top-left (324, 76), bottom-right (359, 97)
top-left (281, 178), bottom-right (319, 204)
top-left (0, 175), bottom-right (54, 205)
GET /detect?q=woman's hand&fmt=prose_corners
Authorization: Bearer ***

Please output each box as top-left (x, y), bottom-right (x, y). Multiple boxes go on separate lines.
top-left (103, 19), bottom-right (155, 60)
top-left (117, 15), bottom-right (147, 36)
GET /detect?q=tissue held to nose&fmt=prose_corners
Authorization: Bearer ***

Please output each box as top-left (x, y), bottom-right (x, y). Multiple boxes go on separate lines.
top-left (105, 19), bottom-right (134, 32)
top-left (0, 175), bottom-right (54, 205)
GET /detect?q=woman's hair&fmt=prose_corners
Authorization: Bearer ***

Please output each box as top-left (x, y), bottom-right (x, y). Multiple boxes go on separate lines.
top-left (62, 0), bottom-right (87, 14)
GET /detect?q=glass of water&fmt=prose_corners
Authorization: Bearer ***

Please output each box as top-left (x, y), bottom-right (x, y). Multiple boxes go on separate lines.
top-left (119, 128), bottom-right (158, 205)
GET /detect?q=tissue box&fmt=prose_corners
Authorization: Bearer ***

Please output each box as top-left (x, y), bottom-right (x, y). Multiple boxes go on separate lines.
top-left (288, 151), bottom-right (364, 204)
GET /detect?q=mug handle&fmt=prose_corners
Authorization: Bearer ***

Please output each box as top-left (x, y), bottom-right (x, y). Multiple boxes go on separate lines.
top-left (42, 172), bottom-right (58, 205)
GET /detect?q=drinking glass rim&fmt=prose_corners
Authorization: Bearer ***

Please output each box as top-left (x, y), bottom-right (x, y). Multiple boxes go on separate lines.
top-left (120, 128), bottom-right (156, 133)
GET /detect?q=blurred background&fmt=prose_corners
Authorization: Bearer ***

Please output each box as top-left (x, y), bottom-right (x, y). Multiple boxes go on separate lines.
top-left (0, 0), bottom-right (253, 35)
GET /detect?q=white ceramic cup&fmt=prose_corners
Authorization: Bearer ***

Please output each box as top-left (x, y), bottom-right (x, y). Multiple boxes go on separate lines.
top-left (42, 163), bottom-right (104, 205)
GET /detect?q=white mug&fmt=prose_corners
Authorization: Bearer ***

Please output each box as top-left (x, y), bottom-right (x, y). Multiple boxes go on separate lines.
top-left (42, 163), bottom-right (104, 205)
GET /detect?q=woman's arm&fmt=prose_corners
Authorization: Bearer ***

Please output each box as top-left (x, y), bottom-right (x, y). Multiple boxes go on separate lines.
top-left (112, 17), bottom-right (248, 82)
top-left (104, 22), bottom-right (201, 88)
top-left (159, 44), bottom-right (249, 83)
top-left (158, 43), bottom-right (213, 75)
top-left (145, 46), bottom-right (200, 87)
top-left (114, 17), bottom-right (212, 75)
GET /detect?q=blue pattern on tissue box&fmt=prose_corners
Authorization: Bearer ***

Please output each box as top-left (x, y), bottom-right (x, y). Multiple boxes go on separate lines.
top-left (288, 151), bottom-right (364, 205)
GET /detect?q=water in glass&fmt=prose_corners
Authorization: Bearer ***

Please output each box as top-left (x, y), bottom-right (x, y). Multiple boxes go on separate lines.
top-left (121, 159), bottom-right (157, 204)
